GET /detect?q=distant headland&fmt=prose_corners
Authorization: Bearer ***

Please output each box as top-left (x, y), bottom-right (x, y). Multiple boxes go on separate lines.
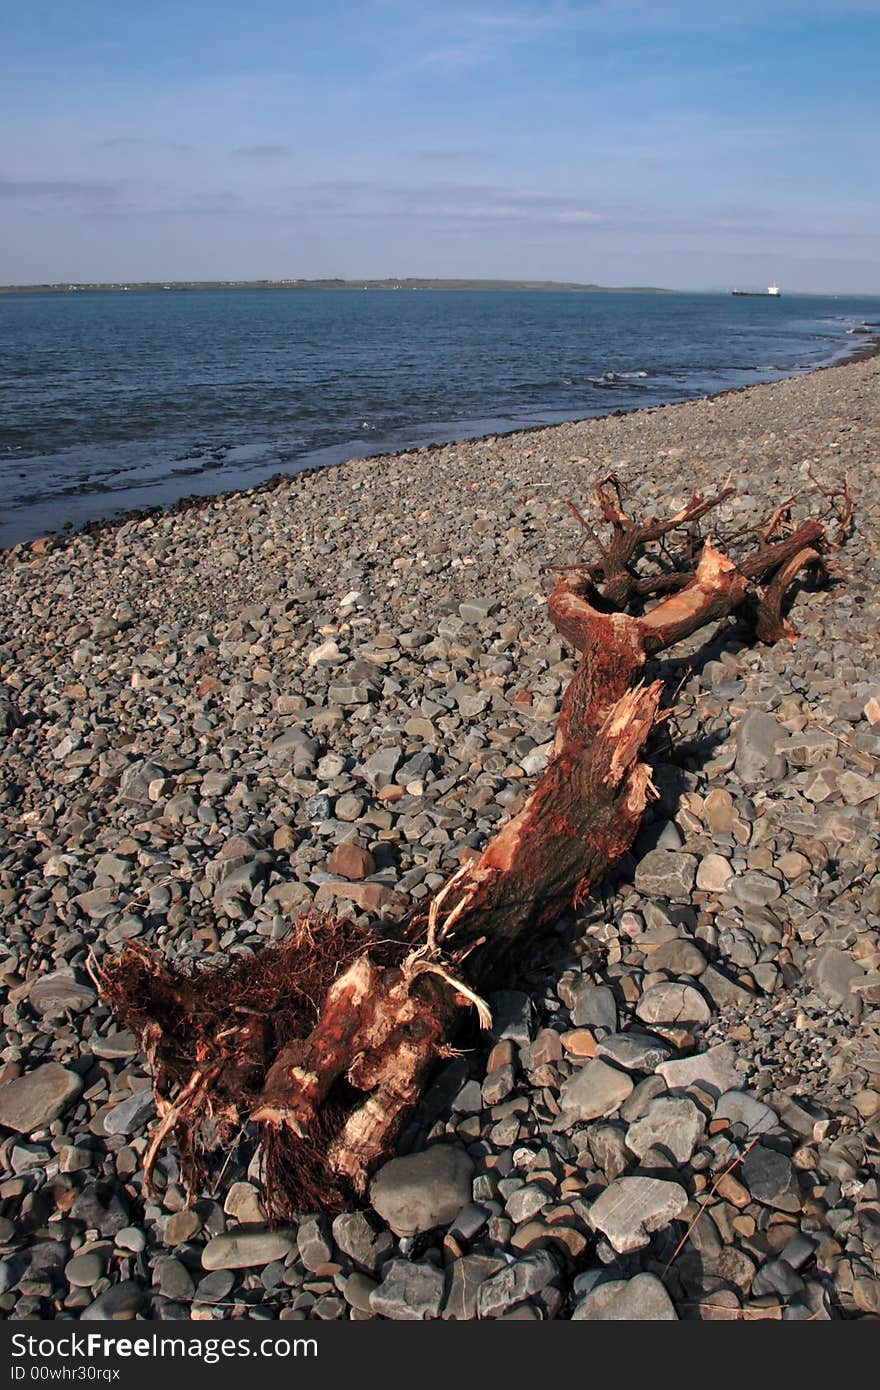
top-left (0, 277), bottom-right (672, 295)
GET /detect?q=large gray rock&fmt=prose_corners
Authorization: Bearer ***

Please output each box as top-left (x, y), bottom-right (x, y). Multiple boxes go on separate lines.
top-left (786, 727), bottom-right (838, 768)
top-left (556, 1058), bottom-right (634, 1127)
top-left (714, 1090), bottom-right (778, 1136)
top-left (201, 1229), bottom-right (297, 1270)
top-left (360, 746), bottom-right (403, 790)
top-left (442, 1254), bottom-right (506, 1320)
top-left (730, 871), bottom-right (782, 908)
top-left (103, 1088), bottom-right (155, 1136)
top-left (29, 971), bottom-right (97, 1017)
top-left (297, 1217), bottom-right (335, 1273)
top-left (331, 1211), bottom-right (393, 1274)
top-left (648, 938), bottom-right (708, 977)
top-left (489, 990), bottom-right (532, 1045)
top-left (369, 1259), bottom-right (445, 1320)
top-left (570, 983), bottom-right (617, 1031)
top-left (118, 759), bottom-right (167, 804)
top-left (656, 1043), bottom-right (744, 1095)
top-left (741, 1145), bottom-right (800, 1211)
top-left (588, 1176), bottom-right (689, 1253)
top-left (625, 1096), bottom-right (705, 1164)
top-left (370, 1144), bottom-right (473, 1237)
top-left (808, 947), bottom-right (865, 1017)
top-left (476, 1251), bottom-right (559, 1318)
top-left (213, 859), bottom-right (265, 904)
top-left (596, 1031), bottom-right (672, 1073)
top-left (735, 710), bottom-right (788, 788)
top-left (573, 1272), bottom-right (678, 1320)
top-left (699, 965), bottom-right (756, 1009)
top-left (0, 1063), bottom-right (83, 1134)
top-left (635, 982), bottom-right (711, 1027)
top-left (268, 728), bottom-right (319, 765)
top-left (634, 850), bottom-right (697, 902)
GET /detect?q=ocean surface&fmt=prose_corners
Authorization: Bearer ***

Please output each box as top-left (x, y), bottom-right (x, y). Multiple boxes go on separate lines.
top-left (1, 287), bottom-right (877, 548)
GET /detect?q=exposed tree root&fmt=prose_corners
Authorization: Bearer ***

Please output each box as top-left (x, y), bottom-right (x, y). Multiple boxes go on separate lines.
top-left (99, 474), bottom-right (853, 1215)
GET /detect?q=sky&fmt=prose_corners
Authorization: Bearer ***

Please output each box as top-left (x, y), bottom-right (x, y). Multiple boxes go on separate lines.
top-left (2, 1), bottom-right (879, 291)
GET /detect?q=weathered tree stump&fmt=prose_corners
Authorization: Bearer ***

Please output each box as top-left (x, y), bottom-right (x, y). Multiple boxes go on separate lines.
top-left (100, 474), bottom-right (852, 1214)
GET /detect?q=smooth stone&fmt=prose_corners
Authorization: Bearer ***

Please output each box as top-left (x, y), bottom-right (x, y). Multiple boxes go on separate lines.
top-left (115, 1228), bottom-right (147, 1253)
top-left (164, 1210), bottom-right (203, 1246)
top-left (223, 1182), bottom-right (265, 1226)
top-left (326, 843), bottom-right (376, 880)
top-left (730, 871), bottom-right (782, 907)
top-left (194, 1270), bottom-right (235, 1304)
top-left (752, 1259), bottom-right (805, 1299)
top-left (103, 1088), bottom-right (155, 1136)
top-left (341, 1271), bottom-right (378, 1314)
top-left (489, 990), bottom-right (532, 1045)
top-left (64, 1253), bottom-right (105, 1288)
top-left (699, 965), bottom-right (756, 1009)
top-left (295, 1216), bottom-right (333, 1273)
top-left (808, 947), bottom-right (864, 1017)
top-left (648, 939), bottom-right (707, 977)
top-left (154, 1256), bottom-right (195, 1301)
top-left (786, 728), bottom-right (838, 768)
top-left (714, 1090), bottom-right (778, 1135)
top-left (268, 729), bottom-right (318, 763)
top-left (0, 1063), bottom-right (83, 1134)
top-left (28, 971), bottom-right (97, 1016)
top-left (80, 1280), bottom-right (146, 1321)
top-left (360, 747), bottom-right (402, 791)
top-left (588, 1177), bottom-right (689, 1254)
top-left (556, 1058), bottom-right (634, 1126)
top-left (570, 983), bottom-right (618, 1031)
top-left (118, 759), bottom-right (168, 804)
top-left (735, 710), bottom-right (788, 787)
top-left (695, 854), bottom-right (733, 893)
top-left (505, 1184), bottom-right (552, 1224)
top-left (370, 1144), bottom-right (473, 1237)
top-left (741, 1144), bottom-right (800, 1211)
top-left (573, 1272), bottom-right (678, 1320)
top-left (625, 1096), bottom-right (705, 1164)
top-left (636, 982), bottom-right (711, 1027)
top-left (702, 789), bottom-right (738, 833)
top-left (656, 1044), bottom-right (744, 1096)
top-left (201, 1230), bottom-right (296, 1270)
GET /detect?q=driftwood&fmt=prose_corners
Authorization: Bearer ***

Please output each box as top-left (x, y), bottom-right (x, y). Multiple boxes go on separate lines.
top-left (99, 475), bottom-right (852, 1216)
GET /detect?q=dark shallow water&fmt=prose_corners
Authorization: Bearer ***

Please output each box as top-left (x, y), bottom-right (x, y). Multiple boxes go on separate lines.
top-left (1, 287), bottom-right (877, 547)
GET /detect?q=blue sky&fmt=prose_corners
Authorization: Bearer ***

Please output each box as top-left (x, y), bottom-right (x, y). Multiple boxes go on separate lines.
top-left (2, 1), bottom-right (878, 290)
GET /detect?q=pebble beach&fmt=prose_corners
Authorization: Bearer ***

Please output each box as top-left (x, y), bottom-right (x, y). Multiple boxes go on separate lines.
top-left (0, 348), bottom-right (878, 1321)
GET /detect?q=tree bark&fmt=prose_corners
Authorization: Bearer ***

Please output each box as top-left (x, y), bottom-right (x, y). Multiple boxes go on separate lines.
top-left (99, 477), bottom-right (852, 1212)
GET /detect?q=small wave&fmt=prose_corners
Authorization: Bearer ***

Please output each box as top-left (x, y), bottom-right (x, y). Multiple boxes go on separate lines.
top-left (588, 370), bottom-right (650, 388)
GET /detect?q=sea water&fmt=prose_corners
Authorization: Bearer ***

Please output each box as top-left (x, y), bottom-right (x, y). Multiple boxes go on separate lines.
top-left (0, 287), bottom-right (876, 547)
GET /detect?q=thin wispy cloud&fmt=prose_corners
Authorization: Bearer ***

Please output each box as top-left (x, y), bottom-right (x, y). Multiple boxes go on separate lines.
top-left (413, 149), bottom-right (481, 163)
top-left (235, 143), bottom-right (291, 159)
top-left (100, 136), bottom-right (192, 153)
top-left (0, 175), bottom-right (121, 205)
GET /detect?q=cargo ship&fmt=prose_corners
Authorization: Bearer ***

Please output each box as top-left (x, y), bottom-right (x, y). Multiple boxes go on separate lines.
top-left (731, 284), bottom-right (781, 297)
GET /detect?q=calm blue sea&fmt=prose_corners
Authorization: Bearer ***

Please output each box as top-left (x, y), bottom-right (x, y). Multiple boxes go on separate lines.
top-left (0, 287), bottom-right (877, 548)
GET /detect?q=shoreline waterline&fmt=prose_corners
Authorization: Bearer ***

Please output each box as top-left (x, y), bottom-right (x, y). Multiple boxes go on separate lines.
top-left (4, 329), bottom-right (879, 559)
